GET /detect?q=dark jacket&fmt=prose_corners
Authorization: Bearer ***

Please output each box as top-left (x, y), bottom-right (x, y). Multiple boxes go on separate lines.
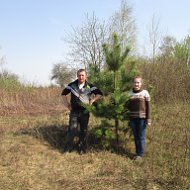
top-left (61, 80), bottom-right (102, 111)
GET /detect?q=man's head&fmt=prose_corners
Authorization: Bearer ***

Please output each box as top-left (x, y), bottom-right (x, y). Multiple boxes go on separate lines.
top-left (77, 69), bottom-right (87, 84)
top-left (133, 76), bottom-right (142, 91)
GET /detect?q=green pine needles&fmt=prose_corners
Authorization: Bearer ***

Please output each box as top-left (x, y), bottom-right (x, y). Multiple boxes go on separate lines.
top-left (87, 33), bottom-right (138, 151)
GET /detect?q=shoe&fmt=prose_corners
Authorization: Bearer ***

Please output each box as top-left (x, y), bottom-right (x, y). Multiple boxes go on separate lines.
top-left (78, 145), bottom-right (87, 155)
top-left (78, 143), bottom-right (86, 155)
top-left (62, 146), bottom-right (72, 154)
top-left (134, 156), bottom-right (143, 162)
top-left (78, 149), bottom-right (86, 155)
top-left (78, 143), bottom-right (87, 155)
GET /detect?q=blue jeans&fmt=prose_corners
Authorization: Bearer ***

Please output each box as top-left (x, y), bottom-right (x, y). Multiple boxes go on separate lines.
top-left (64, 109), bottom-right (90, 151)
top-left (130, 118), bottom-right (147, 156)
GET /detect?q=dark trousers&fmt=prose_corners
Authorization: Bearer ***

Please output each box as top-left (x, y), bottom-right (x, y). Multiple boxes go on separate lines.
top-left (130, 118), bottom-right (147, 156)
top-left (64, 109), bottom-right (90, 151)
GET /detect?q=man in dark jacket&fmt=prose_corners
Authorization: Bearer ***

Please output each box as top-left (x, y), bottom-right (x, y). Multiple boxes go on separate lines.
top-left (61, 69), bottom-right (102, 154)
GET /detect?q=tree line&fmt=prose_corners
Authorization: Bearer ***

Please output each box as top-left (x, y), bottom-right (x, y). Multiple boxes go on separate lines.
top-left (51, 0), bottom-right (190, 88)
top-left (49, 0), bottom-right (190, 150)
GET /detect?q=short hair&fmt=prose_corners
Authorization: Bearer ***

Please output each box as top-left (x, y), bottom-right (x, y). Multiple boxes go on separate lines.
top-left (77, 69), bottom-right (87, 75)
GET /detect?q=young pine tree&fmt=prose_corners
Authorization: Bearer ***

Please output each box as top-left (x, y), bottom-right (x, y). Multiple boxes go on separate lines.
top-left (88, 33), bottom-right (138, 152)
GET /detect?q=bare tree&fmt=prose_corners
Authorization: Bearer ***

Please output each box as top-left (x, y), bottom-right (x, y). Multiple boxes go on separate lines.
top-left (109, 0), bottom-right (136, 53)
top-left (51, 63), bottom-right (76, 87)
top-left (0, 53), bottom-right (19, 81)
top-left (0, 47), bottom-right (6, 67)
top-left (63, 0), bottom-right (136, 73)
top-left (148, 15), bottom-right (162, 63)
top-left (65, 13), bottom-right (108, 72)
top-left (0, 56), bottom-right (5, 68)
top-left (159, 35), bottom-right (176, 59)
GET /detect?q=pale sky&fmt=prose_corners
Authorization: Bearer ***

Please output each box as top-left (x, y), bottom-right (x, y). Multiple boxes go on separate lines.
top-left (0, 0), bottom-right (189, 86)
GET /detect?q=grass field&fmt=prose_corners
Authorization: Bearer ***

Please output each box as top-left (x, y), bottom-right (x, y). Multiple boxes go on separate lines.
top-left (0, 101), bottom-right (189, 190)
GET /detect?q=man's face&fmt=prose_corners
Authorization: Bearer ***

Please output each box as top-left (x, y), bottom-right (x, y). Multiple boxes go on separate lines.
top-left (77, 71), bottom-right (87, 84)
top-left (133, 78), bottom-right (142, 91)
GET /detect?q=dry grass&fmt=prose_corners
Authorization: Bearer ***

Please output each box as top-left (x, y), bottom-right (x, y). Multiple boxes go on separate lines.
top-left (0, 63), bottom-right (190, 189)
top-left (145, 102), bottom-right (190, 189)
top-left (0, 103), bottom-right (189, 190)
top-left (0, 86), bottom-right (65, 116)
top-left (0, 132), bottom-right (159, 190)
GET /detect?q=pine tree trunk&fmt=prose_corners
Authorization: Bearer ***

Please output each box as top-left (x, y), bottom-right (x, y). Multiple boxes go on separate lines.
top-left (115, 118), bottom-right (119, 152)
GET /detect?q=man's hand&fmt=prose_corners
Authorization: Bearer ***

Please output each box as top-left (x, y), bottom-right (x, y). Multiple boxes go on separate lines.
top-left (89, 98), bottom-right (95, 105)
top-left (89, 94), bottom-right (102, 105)
top-left (66, 103), bottom-right (72, 111)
